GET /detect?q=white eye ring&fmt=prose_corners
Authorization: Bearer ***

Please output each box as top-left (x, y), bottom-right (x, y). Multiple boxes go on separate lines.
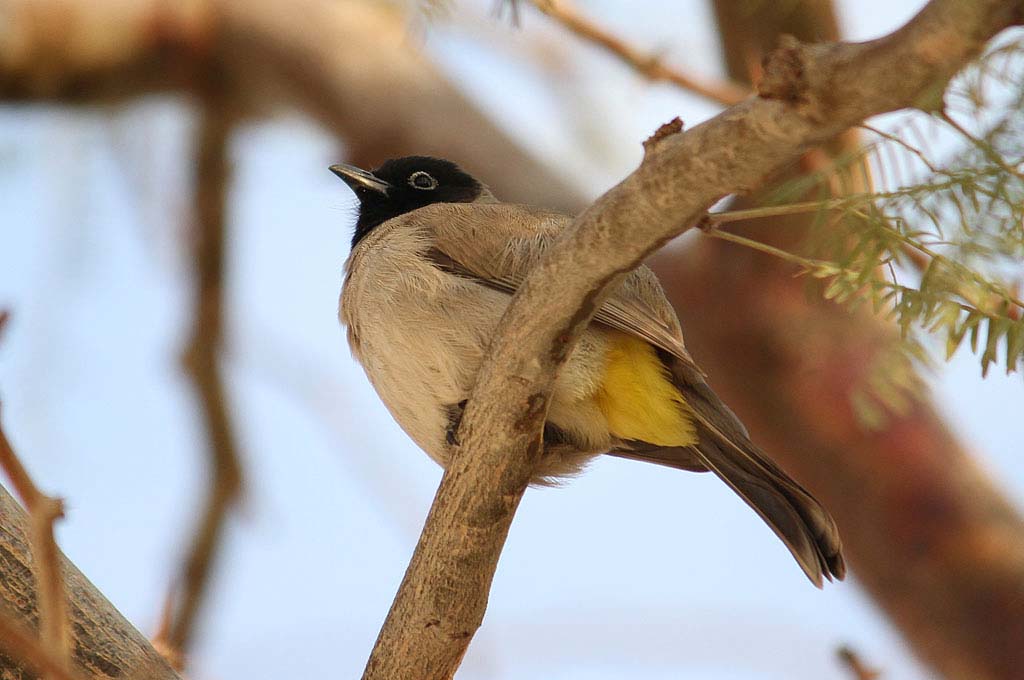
top-left (409, 171), bottom-right (438, 190)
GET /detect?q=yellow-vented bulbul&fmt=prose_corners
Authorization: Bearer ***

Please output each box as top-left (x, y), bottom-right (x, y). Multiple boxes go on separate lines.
top-left (332, 156), bottom-right (845, 587)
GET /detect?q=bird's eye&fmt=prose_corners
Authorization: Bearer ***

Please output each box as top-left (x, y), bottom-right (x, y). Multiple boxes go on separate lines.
top-left (409, 171), bottom-right (438, 190)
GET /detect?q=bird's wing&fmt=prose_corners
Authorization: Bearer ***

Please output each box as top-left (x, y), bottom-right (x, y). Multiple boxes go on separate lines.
top-left (414, 203), bottom-right (845, 586)
top-left (419, 202), bottom-right (700, 369)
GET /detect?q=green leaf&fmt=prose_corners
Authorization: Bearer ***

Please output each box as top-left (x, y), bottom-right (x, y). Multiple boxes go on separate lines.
top-left (824, 277), bottom-right (846, 301)
top-left (981, 317), bottom-right (1007, 377)
top-left (1006, 320), bottom-right (1024, 373)
top-left (948, 310), bottom-right (981, 360)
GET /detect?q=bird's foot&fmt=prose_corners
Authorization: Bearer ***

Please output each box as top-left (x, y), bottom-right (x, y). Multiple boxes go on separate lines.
top-left (445, 399), bottom-right (469, 447)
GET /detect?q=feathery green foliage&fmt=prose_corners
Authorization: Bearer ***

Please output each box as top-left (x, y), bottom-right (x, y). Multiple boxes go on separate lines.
top-left (705, 35), bottom-right (1024, 422)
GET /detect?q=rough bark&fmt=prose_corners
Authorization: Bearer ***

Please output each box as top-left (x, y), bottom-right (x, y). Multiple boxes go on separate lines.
top-left (0, 422), bottom-right (72, 679)
top-left (642, 2), bottom-right (1024, 678)
top-left (0, 486), bottom-right (181, 680)
top-left (362, 2), bottom-right (1024, 677)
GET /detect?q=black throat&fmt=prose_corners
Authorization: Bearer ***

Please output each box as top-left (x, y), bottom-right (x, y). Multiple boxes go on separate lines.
top-left (351, 194), bottom-right (406, 246)
top-left (343, 156), bottom-right (485, 248)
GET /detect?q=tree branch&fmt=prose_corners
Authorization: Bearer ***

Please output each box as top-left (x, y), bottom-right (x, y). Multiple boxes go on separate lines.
top-left (0, 427), bottom-right (69, 671)
top-left (0, 482), bottom-right (182, 680)
top-left (0, 418), bottom-right (72, 680)
top-left (0, 615), bottom-right (84, 680)
top-left (529, 0), bottom-right (749, 106)
top-left (838, 645), bottom-right (882, 680)
top-left (0, 0), bottom-right (587, 212)
top-left (362, 1), bottom-right (1023, 677)
top-left (170, 67), bottom-right (241, 659)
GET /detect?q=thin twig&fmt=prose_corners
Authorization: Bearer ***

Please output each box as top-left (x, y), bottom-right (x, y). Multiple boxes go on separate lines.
top-left (168, 69), bottom-right (243, 657)
top-left (150, 591), bottom-right (185, 672)
top-left (706, 199), bottom-right (1024, 316)
top-left (707, 198), bottom-right (853, 223)
top-left (0, 614), bottom-right (84, 680)
top-left (704, 199), bottom-right (933, 282)
top-left (837, 645), bottom-right (882, 680)
top-left (705, 227), bottom-right (1008, 318)
top-left (529, 0), bottom-right (749, 106)
top-left (860, 124), bottom-right (939, 173)
top-left (940, 110), bottom-right (1024, 182)
top-left (705, 227), bottom-right (829, 268)
top-left (0, 414), bottom-right (71, 680)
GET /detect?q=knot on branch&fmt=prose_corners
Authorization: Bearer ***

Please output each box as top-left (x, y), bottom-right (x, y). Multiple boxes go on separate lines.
top-left (758, 35), bottom-right (813, 107)
top-left (694, 214), bottom-right (717, 233)
top-left (643, 117), bottom-right (684, 157)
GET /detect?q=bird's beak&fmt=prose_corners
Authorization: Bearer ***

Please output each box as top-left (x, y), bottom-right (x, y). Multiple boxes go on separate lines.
top-left (329, 163), bottom-right (391, 195)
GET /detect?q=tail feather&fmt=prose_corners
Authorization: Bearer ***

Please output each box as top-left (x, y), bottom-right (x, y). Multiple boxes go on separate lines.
top-left (648, 360), bottom-right (846, 586)
top-left (606, 441), bottom-right (708, 472)
top-left (687, 436), bottom-right (844, 586)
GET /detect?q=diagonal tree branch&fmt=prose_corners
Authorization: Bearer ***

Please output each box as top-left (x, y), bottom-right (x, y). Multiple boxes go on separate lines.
top-left (0, 314), bottom-right (77, 680)
top-left (0, 415), bottom-right (71, 680)
top-left (361, 1), bottom-right (1024, 677)
top-left (0, 614), bottom-right (83, 680)
top-left (529, 0), bottom-right (750, 106)
top-left (0, 481), bottom-right (183, 680)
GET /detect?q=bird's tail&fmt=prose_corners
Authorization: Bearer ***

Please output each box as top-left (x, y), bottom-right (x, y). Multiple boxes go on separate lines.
top-left (615, 360), bottom-right (846, 587)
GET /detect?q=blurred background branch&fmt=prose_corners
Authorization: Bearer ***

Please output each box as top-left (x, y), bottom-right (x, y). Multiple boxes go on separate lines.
top-left (651, 2), bottom-right (1024, 678)
top-left (528, 0), bottom-right (749, 106)
top-left (838, 645), bottom-right (883, 680)
top-left (0, 414), bottom-right (73, 680)
top-left (0, 0), bottom-right (586, 210)
top-left (163, 65), bottom-right (241, 663)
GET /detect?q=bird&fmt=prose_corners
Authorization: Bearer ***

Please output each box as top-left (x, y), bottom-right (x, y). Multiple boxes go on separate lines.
top-left (332, 155), bottom-right (845, 587)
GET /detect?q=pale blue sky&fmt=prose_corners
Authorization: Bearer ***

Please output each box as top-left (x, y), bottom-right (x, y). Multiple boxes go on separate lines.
top-left (0, 2), bottom-right (1021, 679)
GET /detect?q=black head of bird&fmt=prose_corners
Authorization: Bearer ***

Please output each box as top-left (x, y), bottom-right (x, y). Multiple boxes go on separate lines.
top-left (331, 156), bottom-right (485, 246)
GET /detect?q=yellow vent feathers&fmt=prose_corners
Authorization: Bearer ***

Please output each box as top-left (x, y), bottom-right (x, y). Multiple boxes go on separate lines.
top-left (595, 331), bottom-right (697, 447)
